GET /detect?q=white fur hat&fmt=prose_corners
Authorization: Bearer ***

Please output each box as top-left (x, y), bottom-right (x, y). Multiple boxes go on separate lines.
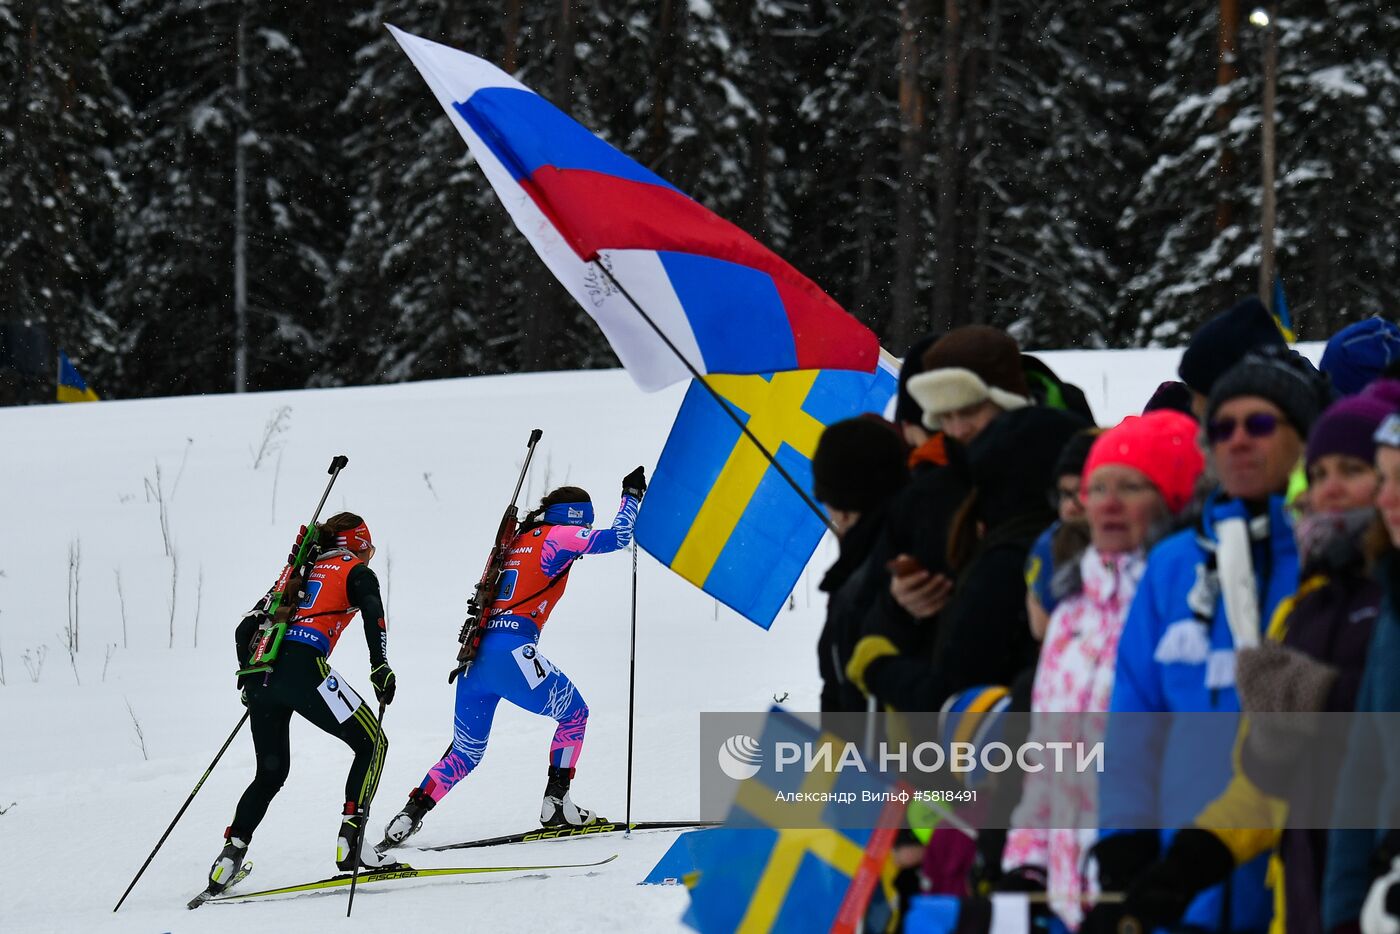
top-left (907, 368), bottom-right (1032, 429)
top-left (905, 325), bottom-right (1034, 430)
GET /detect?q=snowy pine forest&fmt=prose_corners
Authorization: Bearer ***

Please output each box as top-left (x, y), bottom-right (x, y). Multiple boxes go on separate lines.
top-left (2, 0), bottom-right (1397, 401)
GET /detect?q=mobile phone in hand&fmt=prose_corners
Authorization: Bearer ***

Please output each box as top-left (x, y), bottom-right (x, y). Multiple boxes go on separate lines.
top-left (886, 555), bottom-right (925, 577)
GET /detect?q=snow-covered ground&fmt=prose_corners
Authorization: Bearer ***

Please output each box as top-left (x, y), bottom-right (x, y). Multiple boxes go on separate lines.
top-left (0, 348), bottom-right (1309, 932)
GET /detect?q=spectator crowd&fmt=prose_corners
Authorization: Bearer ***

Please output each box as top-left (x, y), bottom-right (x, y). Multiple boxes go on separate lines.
top-left (806, 300), bottom-right (1400, 934)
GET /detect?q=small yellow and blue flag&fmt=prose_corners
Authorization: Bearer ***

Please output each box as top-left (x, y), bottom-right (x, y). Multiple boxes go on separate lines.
top-left (57, 351), bottom-right (99, 403)
top-left (1271, 276), bottom-right (1295, 343)
top-left (635, 357), bottom-right (898, 628)
top-left (681, 709), bottom-right (903, 933)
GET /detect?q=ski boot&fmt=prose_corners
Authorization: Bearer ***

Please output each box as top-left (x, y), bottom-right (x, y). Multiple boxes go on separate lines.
top-left (336, 802), bottom-right (402, 872)
top-left (205, 829), bottom-right (249, 895)
top-left (380, 787), bottom-right (436, 850)
top-left (540, 765), bottom-right (604, 828)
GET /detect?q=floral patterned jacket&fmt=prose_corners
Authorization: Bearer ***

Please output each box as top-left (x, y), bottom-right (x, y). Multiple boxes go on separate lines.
top-left (1002, 545), bottom-right (1147, 930)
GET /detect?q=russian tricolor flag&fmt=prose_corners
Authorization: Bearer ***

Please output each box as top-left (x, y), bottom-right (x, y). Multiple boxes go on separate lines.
top-left (390, 26), bottom-right (880, 391)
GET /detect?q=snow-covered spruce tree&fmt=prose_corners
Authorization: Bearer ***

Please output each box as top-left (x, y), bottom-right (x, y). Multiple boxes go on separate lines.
top-left (1121, 1), bottom-right (1400, 345)
top-left (626, 0), bottom-right (863, 339)
top-left (1120, 3), bottom-right (1264, 345)
top-left (105, 0), bottom-right (345, 396)
top-left (1268, 2), bottom-right (1400, 336)
top-left (326, 0), bottom-right (553, 384)
top-left (973, 0), bottom-right (1159, 349)
top-left (331, 0), bottom-right (822, 381)
top-left (780, 1), bottom-right (903, 341)
top-left (0, 0), bottom-right (128, 401)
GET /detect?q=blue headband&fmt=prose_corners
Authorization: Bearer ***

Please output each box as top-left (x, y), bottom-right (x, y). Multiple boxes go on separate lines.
top-left (543, 501), bottom-right (594, 527)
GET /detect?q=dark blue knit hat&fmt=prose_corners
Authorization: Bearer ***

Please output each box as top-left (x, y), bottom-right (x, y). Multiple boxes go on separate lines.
top-left (895, 334), bottom-right (941, 426)
top-left (812, 417), bottom-right (909, 511)
top-left (1320, 317), bottom-right (1400, 397)
top-left (1178, 297), bottom-right (1288, 396)
top-left (1206, 345), bottom-right (1331, 438)
top-left (1143, 380), bottom-right (1195, 418)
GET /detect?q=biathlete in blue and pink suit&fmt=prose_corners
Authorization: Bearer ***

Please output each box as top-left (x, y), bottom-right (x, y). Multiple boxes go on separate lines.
top-left (381, 467), bottom-right (646, 846)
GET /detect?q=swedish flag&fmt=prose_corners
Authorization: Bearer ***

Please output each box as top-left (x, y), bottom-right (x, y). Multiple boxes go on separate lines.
top-left (635, 360), bottom-right (897, 628)
top-left (57, 351), bottom-right (99, 403)
top-left (684, 710), bottom-right (902, 933)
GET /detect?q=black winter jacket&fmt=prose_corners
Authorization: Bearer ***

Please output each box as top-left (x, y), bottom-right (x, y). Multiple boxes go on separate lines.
top-left (818, 505), bottom-right (891, 712)
top-left (862, 510), bottom-right (1047, 712)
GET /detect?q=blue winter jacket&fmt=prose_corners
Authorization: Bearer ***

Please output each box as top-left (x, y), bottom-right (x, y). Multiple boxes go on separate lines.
top-left (1324, 555), bottom-right (1400, 930)
top-left (1102, 492), bottom-right (1299, 933)
top-left (1025, 522), bottom-right (1060, 615)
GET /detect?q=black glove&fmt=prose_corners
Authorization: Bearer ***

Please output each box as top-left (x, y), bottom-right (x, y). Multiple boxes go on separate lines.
top-left (288, 523), bottom-right (320, 566)
top-left (1118, 830), bottom-right (1235, 934)
top-left (370, 663), bottom-right (396, 705)
top-left (1088, 830), bottom-right (1160, 894)
top-left (1079, 903), bottom-right (1126, 934)
top-left (236, 608), bottom-right (268, 669)
top-left (622, 466), bottom-right (647, 499)
top-left (994, 864), bottom-right (1048, 893)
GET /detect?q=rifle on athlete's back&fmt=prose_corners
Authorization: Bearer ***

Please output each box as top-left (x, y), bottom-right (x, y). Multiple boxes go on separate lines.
top-left (239, 455), bottom-right (350, 678)
top-left (448, 429), bottom-right (543, 683)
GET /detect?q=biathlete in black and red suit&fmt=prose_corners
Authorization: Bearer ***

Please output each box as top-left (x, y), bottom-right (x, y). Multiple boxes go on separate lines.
top-left (205, 512), bottom-right (398, 895)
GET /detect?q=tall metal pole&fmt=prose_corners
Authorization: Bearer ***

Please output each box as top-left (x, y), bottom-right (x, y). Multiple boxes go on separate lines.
top-left (1258, 4), bottom-right (1279, 310)
top-left (232, 0), bottom-right (249, 392)
top-left (624, 540), bottom-right (638, 836)
top-left (1215, 0), bottom-right (1240, 234)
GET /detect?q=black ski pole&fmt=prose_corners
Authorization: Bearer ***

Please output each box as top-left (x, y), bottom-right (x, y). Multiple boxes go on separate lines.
top-left (113, 711), bottom-right (250, 912)
top-left (346, 699), bottom-right (388, 918)
top-left (624, 539), bottom-right (638, 837)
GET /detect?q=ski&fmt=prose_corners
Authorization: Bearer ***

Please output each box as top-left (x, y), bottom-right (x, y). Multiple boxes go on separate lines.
top-left (187, 861), bottom-right (253, 910)
top-left (414, 820), bottom-right (719, 852)
top-left (208, 854), bottom-right (617, 903)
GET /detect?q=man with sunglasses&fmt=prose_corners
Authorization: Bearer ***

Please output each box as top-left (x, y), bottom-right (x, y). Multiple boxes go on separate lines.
top-left (1087, 346), bottom-right (1331, 934)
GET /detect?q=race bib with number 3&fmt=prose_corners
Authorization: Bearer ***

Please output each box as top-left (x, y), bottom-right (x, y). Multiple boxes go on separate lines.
top-left (511, 643), bottom-right (554, 690)
top-left (317, 669), bottom-right (364, 723)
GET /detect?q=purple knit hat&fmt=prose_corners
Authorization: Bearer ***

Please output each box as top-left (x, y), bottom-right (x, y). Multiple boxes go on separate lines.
top-left (1306, 378), bottom-right (1400, 469)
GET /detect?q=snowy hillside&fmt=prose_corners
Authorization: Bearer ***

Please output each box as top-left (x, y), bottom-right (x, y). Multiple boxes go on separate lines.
top-left (0, 350), bottom-right (1294, 932)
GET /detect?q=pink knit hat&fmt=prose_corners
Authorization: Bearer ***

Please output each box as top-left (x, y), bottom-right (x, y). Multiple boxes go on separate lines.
top-left (1081, 410), bottom-right (1205, 515)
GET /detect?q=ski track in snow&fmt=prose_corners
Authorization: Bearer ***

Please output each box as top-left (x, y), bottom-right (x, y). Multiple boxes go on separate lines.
top-left (0, 352), bottom-right (1319, 931)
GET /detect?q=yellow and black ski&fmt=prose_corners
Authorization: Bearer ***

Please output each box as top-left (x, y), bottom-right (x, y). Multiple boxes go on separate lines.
top-left (416, 820), bottom-right (717, 853)
top-left (208, 854), bottom-right (617, 903)
top-left (187, 861), bottom-right (254, 909)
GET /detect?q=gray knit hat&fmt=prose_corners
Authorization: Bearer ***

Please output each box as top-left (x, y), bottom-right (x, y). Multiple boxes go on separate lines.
top-left (1205, 346), bottom-right (1331, 438)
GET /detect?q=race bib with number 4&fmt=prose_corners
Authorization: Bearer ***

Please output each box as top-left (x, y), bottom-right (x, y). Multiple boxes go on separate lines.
top-left (511, 643), bottom-right (554, 690)
top-left (317, 669), bottom-right (364, 723)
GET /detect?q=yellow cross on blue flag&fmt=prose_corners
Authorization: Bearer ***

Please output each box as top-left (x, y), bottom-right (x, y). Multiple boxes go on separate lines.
top-left (682, 709), bottom-right (903, 933)
top-left (635, 359), bottom-right (898, 628)
top-left (57, 351), bottom-right (99, 403)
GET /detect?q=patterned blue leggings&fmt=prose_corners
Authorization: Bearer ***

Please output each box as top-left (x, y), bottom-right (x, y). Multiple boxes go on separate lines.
top-left (417, 628), bottom-right (588, 802)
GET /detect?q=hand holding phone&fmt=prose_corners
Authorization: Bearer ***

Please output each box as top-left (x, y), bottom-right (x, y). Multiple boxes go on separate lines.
top-left (886, 554), bottom-right (926, 577)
